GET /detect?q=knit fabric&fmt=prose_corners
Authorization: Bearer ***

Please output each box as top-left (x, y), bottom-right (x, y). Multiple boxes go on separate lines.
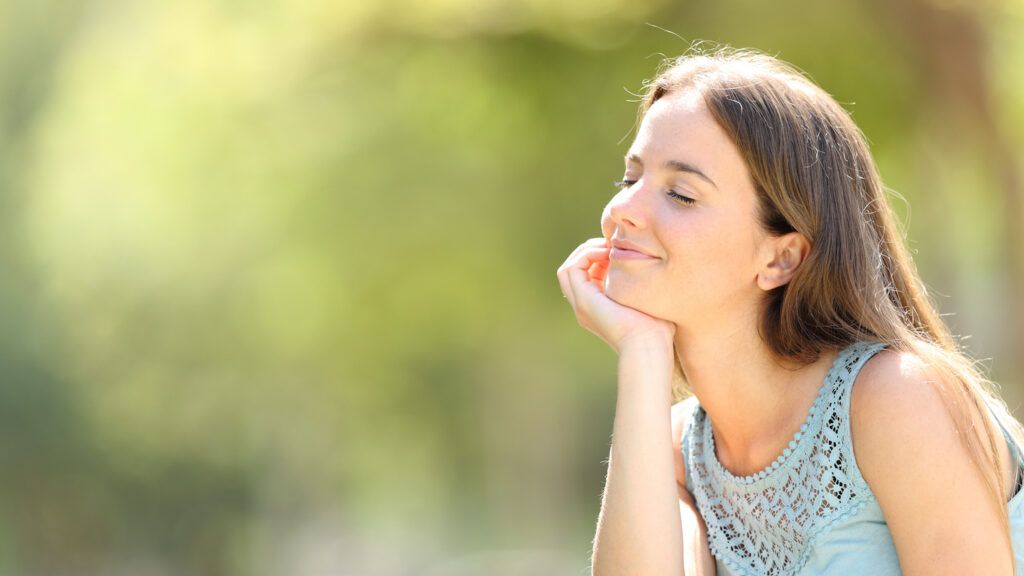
top-left (681, 340), bottom-right (1024, 575)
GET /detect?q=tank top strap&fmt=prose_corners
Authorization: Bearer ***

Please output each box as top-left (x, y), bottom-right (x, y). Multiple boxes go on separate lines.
top-left (680, 397), bottom-right (701, 495)
top-left (985, 397), bottom-right (1024, 466)
top-left (833, 340), bottom-right (891, 490)
top-left (836, 343), bottom-right (1024, 502)
top-left (981, 395), bottom-right (1024, 500)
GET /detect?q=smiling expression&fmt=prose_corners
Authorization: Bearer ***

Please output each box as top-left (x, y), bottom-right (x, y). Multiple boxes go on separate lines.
top-left (600, 88), bottom-right (771, 327)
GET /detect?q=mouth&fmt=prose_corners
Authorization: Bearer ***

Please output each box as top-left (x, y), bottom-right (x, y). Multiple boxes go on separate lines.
top-left (610, 247), bottom-right (659, 261)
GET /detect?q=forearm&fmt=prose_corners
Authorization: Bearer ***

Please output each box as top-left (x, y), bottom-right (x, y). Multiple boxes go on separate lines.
top-left (591, 336), bottom-right (684, 576)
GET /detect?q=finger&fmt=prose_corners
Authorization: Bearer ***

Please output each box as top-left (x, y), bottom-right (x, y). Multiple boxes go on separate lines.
top-left (558, 239), bottom-right (609, 308)
top-left (566, 264), bottom-right (604, 311)
top-left (589, 260), bottom-right (610, 285)
top-left (557, 266), bottom-right (576, 310)
top-left (566, 247), bottom-right (611, 302)
top-left (587, 251), bottom-right (610, 277)
top-left (560, 237), bottom-right (610, 270)
top-left (564, 248), bottom-right (610, 302)
top-left (569, 245), bottom-right (610, 272)
top-left (559, 246), bottom-right (608, 311)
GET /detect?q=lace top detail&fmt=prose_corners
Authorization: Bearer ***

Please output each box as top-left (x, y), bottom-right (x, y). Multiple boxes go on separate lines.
top-left (681, 340), bottom-right (889, 576)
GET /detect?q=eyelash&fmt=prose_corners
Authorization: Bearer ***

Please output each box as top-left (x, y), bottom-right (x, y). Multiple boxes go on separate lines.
top-left (611, 179), bottom-right (697, 206)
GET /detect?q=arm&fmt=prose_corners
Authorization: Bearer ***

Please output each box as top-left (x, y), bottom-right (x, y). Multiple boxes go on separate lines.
top-left (555, 239), bottom-right (711, 574)
top-left (591, 333), bottom-right (684, 576)
top-left (591, 334), bottom-right (714, 576)
top-left (852, 350), bottom-right (1015, 575)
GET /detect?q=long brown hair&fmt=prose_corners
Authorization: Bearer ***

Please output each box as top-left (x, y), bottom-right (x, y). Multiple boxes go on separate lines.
top-left (649, 44), bottom-right (1024, 550)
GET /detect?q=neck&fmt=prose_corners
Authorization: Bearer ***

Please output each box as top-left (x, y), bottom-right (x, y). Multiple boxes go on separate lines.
top-left (672, 321), bottom-right (839, 476)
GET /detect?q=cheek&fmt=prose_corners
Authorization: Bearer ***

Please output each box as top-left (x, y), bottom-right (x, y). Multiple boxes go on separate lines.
top-left (667, 219), bottom-right (750, 284)
top-left (698, 227), bottom-right (759, 287)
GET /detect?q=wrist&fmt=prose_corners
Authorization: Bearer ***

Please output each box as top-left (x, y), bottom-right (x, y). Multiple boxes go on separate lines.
top-left (617, 330), bottom-right (674, 355)
top-left (617, 336), bottom-right (676, 375)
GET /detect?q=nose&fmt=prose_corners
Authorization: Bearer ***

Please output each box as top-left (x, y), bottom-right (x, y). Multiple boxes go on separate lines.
top-left (602, 181), bottom-right (649, 235)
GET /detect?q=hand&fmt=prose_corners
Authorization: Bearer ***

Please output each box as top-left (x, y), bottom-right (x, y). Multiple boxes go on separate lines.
top-left (556, 237), bottom-right (676, 354)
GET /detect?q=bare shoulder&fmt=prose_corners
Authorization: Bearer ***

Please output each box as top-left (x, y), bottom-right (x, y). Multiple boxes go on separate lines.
top-left (671, 396), bottom-right (700, 492)
top-left (850, 348), bottom-right (949, 440)
top-left (671, 395), bottom-right (701, 445)
top-left (850, 347), bottom-right (966, 481)
top-left (850, 347), bottom-right (1013, 572)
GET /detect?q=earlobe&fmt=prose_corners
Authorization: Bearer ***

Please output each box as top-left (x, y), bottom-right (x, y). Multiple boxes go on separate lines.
top-left (757, 257), bottom-right (796, 291)
top-left (756, 233), bottom-right (810, 291)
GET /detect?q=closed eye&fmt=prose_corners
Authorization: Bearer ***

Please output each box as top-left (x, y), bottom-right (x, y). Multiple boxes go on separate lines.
top-left (666, 190), bottom-right (697, 206)
top-left (612, 179), bottom-right (696, 206)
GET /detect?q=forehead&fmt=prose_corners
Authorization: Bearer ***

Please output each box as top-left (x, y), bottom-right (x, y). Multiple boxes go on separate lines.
top-left (638, 89), bottom-right (711, 141)
top-left (628, 90), bottom-right (748, 187)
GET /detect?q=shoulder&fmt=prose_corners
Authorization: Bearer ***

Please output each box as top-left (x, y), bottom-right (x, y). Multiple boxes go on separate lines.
top-left (850, 347), bottom-right (970, 471)
top-left (850, 347), bottom-right (1013, 572)
top-left (850, 346), bottom-right (979, 489)
top-left (671, 396), bottom-right (701, 492)
top-left (671, 395), bottom-right (701, 445)
top-left (672, 395), bottom-right (700, 424)
top-left (850, 347), bottom-right (948, 442)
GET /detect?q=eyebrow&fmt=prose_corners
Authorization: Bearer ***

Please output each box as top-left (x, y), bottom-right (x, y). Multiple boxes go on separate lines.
top-left (625, 153), bottom-right (719, 190)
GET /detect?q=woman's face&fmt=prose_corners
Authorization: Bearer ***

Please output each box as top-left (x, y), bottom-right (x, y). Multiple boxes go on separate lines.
top-left (600, 88), bottom-right (770, 328)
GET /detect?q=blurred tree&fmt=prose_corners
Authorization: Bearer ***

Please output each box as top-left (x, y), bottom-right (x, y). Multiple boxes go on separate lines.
top-left (0, 0), bottom-right (1019, 573)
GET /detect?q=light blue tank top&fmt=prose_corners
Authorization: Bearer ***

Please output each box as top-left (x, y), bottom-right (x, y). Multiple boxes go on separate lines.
top-left (681, 340), bottom-right (1024, 575)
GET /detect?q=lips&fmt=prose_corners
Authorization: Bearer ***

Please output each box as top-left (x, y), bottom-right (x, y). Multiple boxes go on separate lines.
top-left (611, 238), bottom-right (659, 258)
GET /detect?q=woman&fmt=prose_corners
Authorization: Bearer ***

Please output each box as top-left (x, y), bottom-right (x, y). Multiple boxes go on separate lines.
top-left (556, 45), bottom-right (1024, 575)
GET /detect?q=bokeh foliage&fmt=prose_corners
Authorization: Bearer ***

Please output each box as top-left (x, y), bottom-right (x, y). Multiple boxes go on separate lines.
top-left (1, 0), bottom-right (1022, 574)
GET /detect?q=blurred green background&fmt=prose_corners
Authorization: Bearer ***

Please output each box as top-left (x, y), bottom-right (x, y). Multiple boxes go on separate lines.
top-left (1, 0), bottom-right (1022, 574)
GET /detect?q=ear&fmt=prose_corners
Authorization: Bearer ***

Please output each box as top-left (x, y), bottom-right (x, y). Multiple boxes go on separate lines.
top-left (756, 232), bottom-right (811, 291)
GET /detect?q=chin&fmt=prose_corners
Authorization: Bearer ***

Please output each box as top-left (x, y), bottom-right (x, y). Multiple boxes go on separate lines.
top-left (605, 274), bottom-right (674, 320)
top-left (604, 275), bottom-right (645, 309)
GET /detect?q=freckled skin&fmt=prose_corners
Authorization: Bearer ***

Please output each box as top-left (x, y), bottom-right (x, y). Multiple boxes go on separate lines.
top-left (601, 89), bottom-right (770, 332)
